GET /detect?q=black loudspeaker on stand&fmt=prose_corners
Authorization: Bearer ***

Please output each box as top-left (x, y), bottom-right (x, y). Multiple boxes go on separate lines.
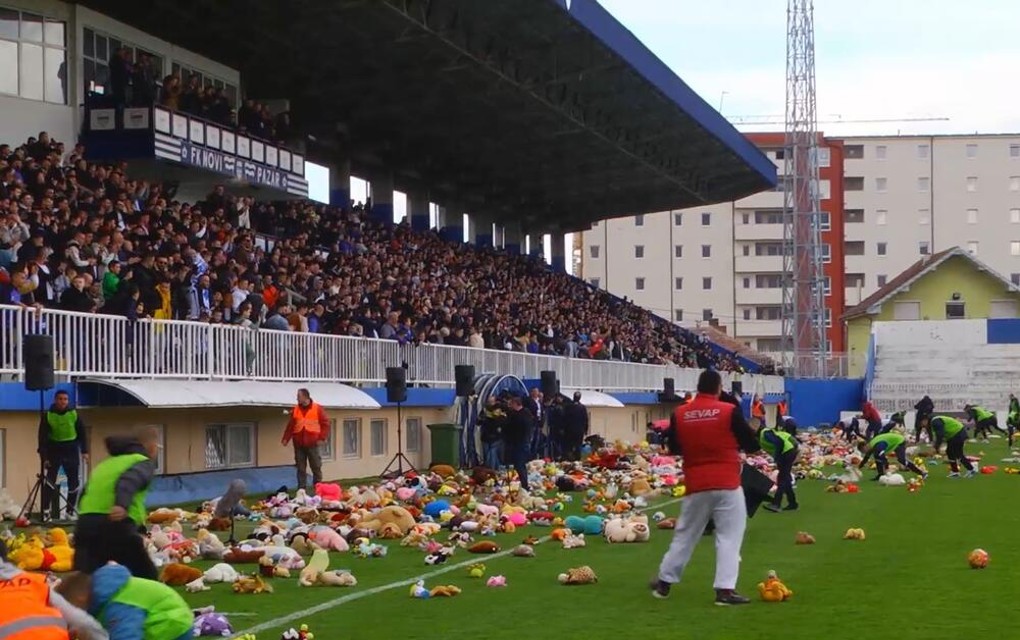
top-left (381, 366), bottom-right (416, 478)
top-left (18, 334), bottom-right (72, 524)
top-left (540, 370), bottom-right (559, 398)
top-left (731, 380), bottom-right (744, 396)
top-left (455, 365), bottom-right (475, 397)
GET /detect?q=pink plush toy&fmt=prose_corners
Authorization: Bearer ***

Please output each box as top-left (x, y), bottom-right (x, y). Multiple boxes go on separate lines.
top-left (506, 512), bottom-right (527, 527)
top-left (309, 527), bottom-right (349, 552)
top-left (486, 575), bottom-right (507, 587)
top-left (315, 483), bottom-right (343, 502)
top-left (395, 487), bottom-right (417, 502)
top-left (651, 455), bottom-right (674, 467)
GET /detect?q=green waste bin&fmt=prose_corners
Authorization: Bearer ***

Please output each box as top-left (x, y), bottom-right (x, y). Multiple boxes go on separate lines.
top-left (427, 423), bottom-right (463, 467)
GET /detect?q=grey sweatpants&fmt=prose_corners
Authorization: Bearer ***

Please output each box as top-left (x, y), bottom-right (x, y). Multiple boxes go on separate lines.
top-left (657, 488), bottom-right (747, 590)
top-left (294, 444), bottom-right (323, 490)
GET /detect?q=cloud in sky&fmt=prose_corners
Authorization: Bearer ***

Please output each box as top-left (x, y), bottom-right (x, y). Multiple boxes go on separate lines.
top-left (596, 0), bottom-right (1020, 135)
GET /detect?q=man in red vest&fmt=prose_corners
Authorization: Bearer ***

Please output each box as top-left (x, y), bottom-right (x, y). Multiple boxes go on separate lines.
top-left (651, 369), bottom-right (760, 606)
top-left (281, 388), bottom-right (331, 491)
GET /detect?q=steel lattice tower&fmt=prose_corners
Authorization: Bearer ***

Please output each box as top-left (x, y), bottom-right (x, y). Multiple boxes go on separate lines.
top-left (780, 0), bottom-right (827, 377)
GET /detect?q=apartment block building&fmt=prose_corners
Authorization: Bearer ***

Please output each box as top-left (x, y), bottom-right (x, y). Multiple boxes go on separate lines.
top-left (580, 133), bottom-right (1020, 355)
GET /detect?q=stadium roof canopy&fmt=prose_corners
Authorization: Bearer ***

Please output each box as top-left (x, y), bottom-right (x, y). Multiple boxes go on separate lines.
top-left (81, 0), bottom-right (777, 232)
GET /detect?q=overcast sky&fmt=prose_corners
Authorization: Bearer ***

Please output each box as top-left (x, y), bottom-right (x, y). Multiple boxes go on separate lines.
top-left (597, 0), bottom-right (1020, 136)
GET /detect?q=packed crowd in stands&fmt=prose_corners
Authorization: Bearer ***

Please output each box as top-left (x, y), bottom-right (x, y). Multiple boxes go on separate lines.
top-left (0, 134), bottom-right (760, 373)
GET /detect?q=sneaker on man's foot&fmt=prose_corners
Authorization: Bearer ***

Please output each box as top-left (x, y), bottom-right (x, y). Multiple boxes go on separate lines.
top-left (715, 590), bottom-right (751, 606)
top-left (782, 504), bottom-right (799, 512)
top-left (650, 579), bottom-right (671, 599)
top-left (947, 472), bottom-right (960, 478)
top-left (762, 503), bottom-right (781, 513)
top-left (964, 469), bottom-right (977, 478)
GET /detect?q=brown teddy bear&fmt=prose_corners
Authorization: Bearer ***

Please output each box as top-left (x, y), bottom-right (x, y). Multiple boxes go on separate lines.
top-left (160, 563), bottom-right (203, 586)
top-left (356, 506), bottom-right (416, 536)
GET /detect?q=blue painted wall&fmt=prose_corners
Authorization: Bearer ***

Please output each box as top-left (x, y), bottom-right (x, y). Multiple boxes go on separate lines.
top-left (785, 378), bottom-right (865, 427)
top-left (0, 383), bottom-right (76, 410)
top-left (361, 387), bottom-right (456, 408)
top-left (987, 319), bottom-right (1020, 344)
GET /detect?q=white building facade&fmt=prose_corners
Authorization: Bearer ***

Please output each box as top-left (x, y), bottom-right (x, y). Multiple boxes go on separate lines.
top-left (580, 134), bottom-right (1020, 355)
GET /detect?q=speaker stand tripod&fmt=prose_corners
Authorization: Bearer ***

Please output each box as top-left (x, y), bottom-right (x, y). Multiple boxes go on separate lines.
top-left (17, 390), bottom-right (72, 525)
top-left (380, 401), bottom-right (417, 479)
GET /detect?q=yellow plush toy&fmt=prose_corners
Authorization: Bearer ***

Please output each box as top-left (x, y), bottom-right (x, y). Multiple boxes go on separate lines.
top-left (45, 528), bottom-right (74, 572)
top-left (11, 536), bottom-right (45, 571)
top-left (758, 570), bottom-right (793, 602)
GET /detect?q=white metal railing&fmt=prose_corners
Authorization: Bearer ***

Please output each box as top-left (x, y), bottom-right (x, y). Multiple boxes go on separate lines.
top-left (0, 305), bottom-right (785, 393)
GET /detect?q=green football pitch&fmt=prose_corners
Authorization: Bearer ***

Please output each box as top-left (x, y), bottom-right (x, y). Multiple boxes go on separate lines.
top-left (181, 439), bottom-right (1020, 640)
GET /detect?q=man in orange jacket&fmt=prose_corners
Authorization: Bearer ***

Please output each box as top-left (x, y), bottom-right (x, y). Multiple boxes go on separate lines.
top-left (281, 388), bottom-right (330, 491)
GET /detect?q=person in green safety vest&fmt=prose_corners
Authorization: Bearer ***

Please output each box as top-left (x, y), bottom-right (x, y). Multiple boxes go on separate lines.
top-left (931, 415), bottom-right (977, 478)
top-left (964, 404), bottom-right (1006, 442)
top-left (758, 424), bottom-right (799, 512)
top-left (858, 432), bottom-right (928, 481)
top-left (73, 426), bottom-right (160, 580)
top-left (1008, 394), bottom-right (1020, 448)
top-left (38, 389), bottom-right (89, 521)
top-left (56, 563), bottom-right (193, 640)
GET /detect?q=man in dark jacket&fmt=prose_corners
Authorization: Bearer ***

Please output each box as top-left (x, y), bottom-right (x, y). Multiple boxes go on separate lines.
top-left (38, 390), bottom-right (89, 520)
top-left (563, 392), bottom-right (590, 462)
top-left (478, 396), bottom-right (507, 469)
top-left (503, 395), bottom-right (534, 491)
top-left (913, 395), bottom-right (935, 443)
top-left (74, 426), bottom-right (160, 579)
top-left (59, 274), bottom-right (96, 313)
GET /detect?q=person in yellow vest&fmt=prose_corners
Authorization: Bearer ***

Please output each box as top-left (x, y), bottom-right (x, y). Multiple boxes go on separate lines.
top-left (758, 423), bottom-right (799, 512)
top-left (57, 565), bottom-right (193, 640)
top-left (38, 390), bottom-right (89, 521)
top-left (0, 539), bottom-right (108, 640)
top-left (281, 388), bottom-right (330, 491)
top-left (73, 427), bottom-right (160, 580)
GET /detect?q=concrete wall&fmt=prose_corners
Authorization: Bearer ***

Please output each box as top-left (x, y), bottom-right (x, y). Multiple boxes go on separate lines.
top-left (785, 378), bottom-right (864, 428)
top-left (0, 95), bottom-right (76, 149)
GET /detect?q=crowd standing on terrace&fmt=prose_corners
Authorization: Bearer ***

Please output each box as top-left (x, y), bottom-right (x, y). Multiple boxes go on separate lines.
top-left (0, 134), bottom-right (761, 373)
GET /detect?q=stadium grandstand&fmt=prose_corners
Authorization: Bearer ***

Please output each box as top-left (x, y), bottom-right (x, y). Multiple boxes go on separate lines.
top-left (1, 1), bottom-right (787, 513)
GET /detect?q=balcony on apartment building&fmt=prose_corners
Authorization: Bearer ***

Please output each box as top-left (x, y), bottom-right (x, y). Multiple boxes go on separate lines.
top-left (735, 254), bottom-right (786, 273)
top-left (735, 286), bottom-right (785, 306)
top-left (735, 318), bottom-right (785, 338)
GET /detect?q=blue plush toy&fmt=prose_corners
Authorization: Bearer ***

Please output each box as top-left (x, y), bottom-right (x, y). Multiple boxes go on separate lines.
top-left (582, 515), bottom-right (604, 535)
top-left (423, 500), bottom-right (450, 518)
top-left (564, 515), bottom-right (586, 534)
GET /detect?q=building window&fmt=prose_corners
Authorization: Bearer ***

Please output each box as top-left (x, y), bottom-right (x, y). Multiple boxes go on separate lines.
top-left (1011, 241), bottom-right (1020, 257)
top-left (701, 212), bottom-right (711, 226)
top-left (755, 210), bottom-right (783, 224)
top-left (967, 241), bottom-right (979, 255)
top-left (1011, 144), bottom-right (1020, 159)
top-left (743, 308), bottom-right (751, 320)
top-left (946, 301), bottom-right (966, 319)
top-left (702, 309), bottom-right (713, 321)
top-left (0, 9), bottom-right (67, 104)
top-left (917, 177), bottom-right (930, 192)
top-left (369, 418), bottom-right (388, 457)
top-left (742, 244), bottom-right (750, 256)
top-left (674, 309), bottom-right (684, 322)
top-left (674, 245), bottom-right (683, 258)
top-left (877, 274), bottom-right (888, 287)
top-left (674, 212), bottom-right (683, 226)
top-left (817, 147), bottom-right (831, 167)
top-left (875, 177), bottom-right (888, 192)
top-left (967, 208), bottom-right (978, 224)
top-left (634, 215), bottom-right (644, 226)
top-left (136, 425), bottom-right (166, 474)
top-left (741, 213), bottom-right (750, 224)
top-left (875, 210), bottom-right (888, 225)
top-left (674, 277), bottom-right (683, 290)
top-left (1012, 209), bottom-right (1020, 224)
top-left (876, 145), bottom-right (888, 160)
top-left (588, 277), bottom-right (600, 288)
top-left (844, 241), bottom-right (865, 256)
top-left (966, 143), bottom-right (978, 158)
top-left (755, 274), bottom-right (783, 288)
top-left (846, 273), bottom-right (865, 288)
top-left (877, 242), bottom-right (887, 256)
top-left (756, 306), bottom-right (782, 321)
top-left (405, 417), bottom-right (423, 453)
top-left (321, 420), bottom-right (336, 461)
top-left (845, 209), bottom-right (864, 224)
top-left (1012, 273), bottom-right (1020, 286)
top-left (342, 418), bottom-right (362, 458)
top-left (634, 245), bottom-right (644, 259)
top-left (702, 277), bottom-right (712, 290)
top-left (823, 276), bottom-right (831, 295)
top-left (755, 242), bottom-right (785, 257)
top-left (635, 277), bottom-right (645, 290)
top-left (819, 211), bottom-right (831, 230)
top-left (821, 243), bottom-right (831, 263)
top-left (845, 144), bottom-right (864, 159)
top-left (205, 423), bottom-right (255, 469)
top-left (919, 209), bottom-right (931, 225)
top-left (919, 241), bottom-right (930, 255)
top-left (701, 245), bottom-right (711, 258)
top-left (967, 176), bottom-right (978, 192)
top-left (917, 144), bottom-right (930, 159)
top-left (171, 60), bottom-right (237, 105)
top-left (743, 277), bottom-right (751, 289)
top-left (1011, 176), bottom-right (1020, 192)
top-left (589, 245), bottom-right (600, 259)
top-left (824, 308), bottom-right (832, 327)
top-left (845, 177), bottom-right (865, 191)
